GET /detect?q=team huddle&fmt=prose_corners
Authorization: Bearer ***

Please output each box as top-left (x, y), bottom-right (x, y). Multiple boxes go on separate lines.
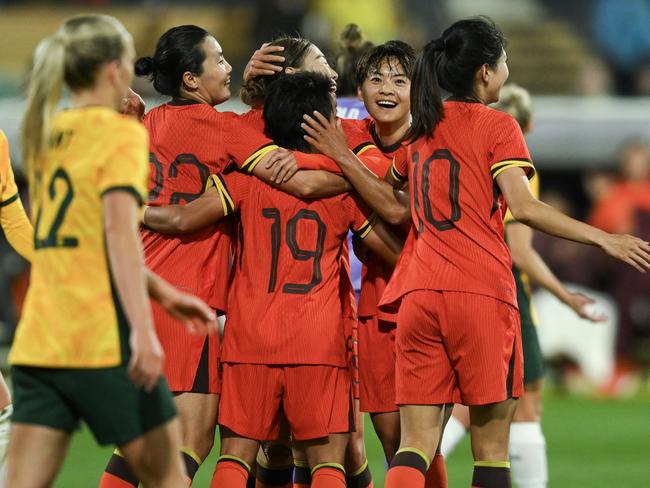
top-left (0, 12), bottom-right (649, 488)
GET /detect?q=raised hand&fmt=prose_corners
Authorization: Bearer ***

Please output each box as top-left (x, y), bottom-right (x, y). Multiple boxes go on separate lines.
top-left (244, 43), bottom-right (285, 82)
top-left (302, 111), bottom-right (350, 162)
top-left (121, 87), bottom-right (145, 120)
top-left (599, 233), bottom-right (650, 272)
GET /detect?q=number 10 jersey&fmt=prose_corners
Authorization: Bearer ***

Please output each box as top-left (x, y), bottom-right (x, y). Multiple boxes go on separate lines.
top-left (211, 170), bottom-right (374, 367)
top-left (383, 101), bottom-right (535, 310)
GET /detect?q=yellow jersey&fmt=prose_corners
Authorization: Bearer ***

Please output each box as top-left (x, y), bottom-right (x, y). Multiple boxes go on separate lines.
top-left (504, 173), bottom-right (540, 223)
top-left (0, 130), bottom-right (33, 260)
top-left (10, 107), bottom-right (149, 368)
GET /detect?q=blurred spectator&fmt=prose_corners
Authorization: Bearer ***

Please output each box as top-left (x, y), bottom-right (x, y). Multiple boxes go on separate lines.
top-left (588, 139), bottom-right (650, 366)
top-left (592, 0), bottom-right (650, 95)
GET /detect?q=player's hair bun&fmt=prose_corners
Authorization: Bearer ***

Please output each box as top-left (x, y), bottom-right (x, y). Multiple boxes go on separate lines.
top-left (135, 56), bottom-right (155, 76)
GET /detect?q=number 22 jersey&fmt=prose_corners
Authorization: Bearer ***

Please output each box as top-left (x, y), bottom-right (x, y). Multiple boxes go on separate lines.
top-left (382, 101), bottom-right (535, 309)
top-left (210, 170), bottom-right (374, 367)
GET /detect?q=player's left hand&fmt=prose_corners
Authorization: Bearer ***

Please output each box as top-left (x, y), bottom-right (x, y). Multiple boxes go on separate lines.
top-left (302, 111), bottom-right (350, 163)
top-left (160, 290), bottom-right (217, 335)
top-left (121, 88), bottom-right (145, 120)
top-left (261, 147), bottom-right (299, 183)
top-left (565, 292), bottom-right (608, 322)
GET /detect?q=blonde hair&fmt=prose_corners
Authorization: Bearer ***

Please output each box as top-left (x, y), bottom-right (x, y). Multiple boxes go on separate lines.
top-left (493, 83), bottom-right (532, 132)
top-left (22, 14), bottom-right (129, 175)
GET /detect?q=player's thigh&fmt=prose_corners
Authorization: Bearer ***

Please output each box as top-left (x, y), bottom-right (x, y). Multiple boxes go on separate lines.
top-left (468, 399), bottom-right (517, 461)
top-left (399, 404), bottom-right (445, 462)
top-left (369, 411), bottom-right (401, 462)
top-left (442, 292), bottom-right (523, 405)
top-left (118, 417), bottom-right (185, 484)
top-left (6, 423), bottom-right (71, 488)
top-left (395, 290), bottom-right (460, 405)
top-left (513, 379), bottom-right (543, 422)
top-left (284, 365), bottom-right (354, 442)
top-left (174, 392), bottom-right (219, 458)
top-left (297, 432), bottom-right (349, 468)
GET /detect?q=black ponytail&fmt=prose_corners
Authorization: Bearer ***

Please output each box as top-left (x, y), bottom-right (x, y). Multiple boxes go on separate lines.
top-left (407, 40), bottom-right (444, 142)
top-left (137, 25), bottom-right (209, 97)
top-left (408, 16), bottom-right (506, 142)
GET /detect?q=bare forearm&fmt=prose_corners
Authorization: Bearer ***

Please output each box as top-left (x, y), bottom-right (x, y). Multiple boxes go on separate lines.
top-left (512, 244), bottom-right (571, 304)
top-left (279, 170), bottom-right (351, 198)
top-left (336, 151), bottom-right (409, 225)
top-left (514, 199), bottom-right (607, 247)
top-left (105, 216), bottom-right (152, 333)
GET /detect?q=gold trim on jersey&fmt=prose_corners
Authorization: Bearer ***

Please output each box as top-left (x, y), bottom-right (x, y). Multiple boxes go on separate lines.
top-left (390, 158), bottom-right (408, 183)
top-left (207, 174), bottom-right (234, 216)
top-left (490, 159), bottom-right (535, 180)
top-left (0, 192), bottom-right (19, 207)
top-left (354, 213), bottom-right (377, 239)
top-left (241, 143), bottom-right (279, 173)
top-left (352, 141), bottom-right (376, 156)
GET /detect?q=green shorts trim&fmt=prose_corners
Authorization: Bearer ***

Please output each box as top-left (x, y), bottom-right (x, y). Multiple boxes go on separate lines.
top-left (514, 267), bottom-right (545, 384)
top-left (11, 365), bottom-right (177, 446)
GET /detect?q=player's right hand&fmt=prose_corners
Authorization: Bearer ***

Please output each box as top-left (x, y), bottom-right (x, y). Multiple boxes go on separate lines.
top-left (243, 43), bottom-right (285, 82)
top-left (600, 233), bottom-right (650, 272)
top-left (263, 148), bottom-right (299, 183)
top-left (121, 88), bottom-right (145, 120)
top-left (128, 328), bottom-right (164, 392)
top-left (565, 292), bottom-right (607, 322)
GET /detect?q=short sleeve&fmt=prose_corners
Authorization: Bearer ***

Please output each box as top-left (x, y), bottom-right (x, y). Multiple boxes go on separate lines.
top-left (0, 131), bottom-right (19, 205)
top-left (488, 113), bottom-right (535, 180)
top-left (206, 170), bottom-right (251, 216)
top-left (347, 193), bottom-right (376, 239)
top-left (224, 112), bottom-right (279, 173)
top-left (389, 145), bottom-right (409, 184)
top-left (98, 118), bottom-right (149, 205)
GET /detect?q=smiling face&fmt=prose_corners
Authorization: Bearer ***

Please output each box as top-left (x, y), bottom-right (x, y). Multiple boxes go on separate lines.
top-left (194, 36), bottom-right (232, 106)
top-left (358, 57), bottom-right (410, 125)
top-left (294, 45), bottom-right (339, 95)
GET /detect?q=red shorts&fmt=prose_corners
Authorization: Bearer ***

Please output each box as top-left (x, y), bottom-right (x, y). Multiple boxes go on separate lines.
top-left (348, 325), bottom-right (360, 400)
top-left (152, 300), bottom-right (220, 394)
top-left (219, 363), bottom-right (354, 441)
top-left (358, 315), bottom-right (398, 413)
top-left (395, 290), bottom-right (523, 406)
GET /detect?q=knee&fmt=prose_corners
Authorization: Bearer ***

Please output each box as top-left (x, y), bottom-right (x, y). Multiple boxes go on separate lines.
top-left (345, 431), bottom-right (367, 470)
top-left (472, 436), bottom-right (509, 461)
top-left (262, 441), bottom-right (293, 468)
top-left (180, 429), bottom-right (215, 461)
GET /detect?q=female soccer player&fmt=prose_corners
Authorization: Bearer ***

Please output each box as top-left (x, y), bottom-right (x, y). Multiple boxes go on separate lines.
top-left (303, 16), bottom-right (650, 488)
top-left (440, 84), bottom-right (606, 488)
top-left (8, 15), bottom-right (216, 488)
top-left (144, 71), bottom-right (402, 488)
top-left (99, 24), bottom-right (235, 488)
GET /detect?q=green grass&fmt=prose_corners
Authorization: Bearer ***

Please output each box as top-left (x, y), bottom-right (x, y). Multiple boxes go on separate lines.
top-left (52, 393), bottom-right (650, 487)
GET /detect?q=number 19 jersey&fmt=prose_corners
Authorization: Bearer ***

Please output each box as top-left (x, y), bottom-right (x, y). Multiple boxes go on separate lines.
top-left (383, 101), bottom-right (535, 309)
top-left (210, 170), bottom-right (374, 367)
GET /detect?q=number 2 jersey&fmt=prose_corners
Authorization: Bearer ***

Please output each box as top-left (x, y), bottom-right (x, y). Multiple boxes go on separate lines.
top-left (210, 170), bottom-right (374, 367)
top-left (141, 100), bottom-right (238, 312)
top-left (11, 107), bottom-right (149, 367)
top-left (381, 101), bottom-right (535, 310)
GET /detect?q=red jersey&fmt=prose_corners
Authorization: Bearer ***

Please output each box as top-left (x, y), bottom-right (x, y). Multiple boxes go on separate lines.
top-left (381, 101), bottom-right (535, 309)
top-left (210, 170), bottom-right (374, 366)
top-left (141, 100), bottom-right (238, 311)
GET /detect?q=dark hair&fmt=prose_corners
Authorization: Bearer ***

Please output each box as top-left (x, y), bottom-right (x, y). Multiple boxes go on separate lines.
top-left (241, 36), bottom-right (313, 107)
top-left (135, 25), bottom-right (209, 97)
top-left (263, 72), bottom-right (334, 153)
top-left (355, 40), bottom-right (416, 88)
top-left (408, 16), bottom-right (506, 141)
top-left (335, 24), bottom-right (374, 96)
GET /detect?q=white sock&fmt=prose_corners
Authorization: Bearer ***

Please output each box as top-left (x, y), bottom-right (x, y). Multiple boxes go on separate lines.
top-left (509, 421), bottom-right (548, 488)
top-left (440, 415), bottom-right (468, 457)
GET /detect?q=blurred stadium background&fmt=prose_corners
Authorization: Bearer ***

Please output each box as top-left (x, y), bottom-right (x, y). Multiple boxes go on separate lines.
top-left (0, 0), bottom-right (648, 486)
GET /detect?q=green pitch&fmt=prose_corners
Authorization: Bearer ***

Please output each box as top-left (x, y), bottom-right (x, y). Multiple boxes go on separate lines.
top-left (52, 393), bottom-right (650, 487)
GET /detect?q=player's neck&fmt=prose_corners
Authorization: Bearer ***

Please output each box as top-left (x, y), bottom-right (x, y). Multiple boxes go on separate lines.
top-left (374, 117), bottom-right (409, 148)
top-left (178, 87), bottom-right (213, 106)
top-left (71, 85), bottom-right (119, 112)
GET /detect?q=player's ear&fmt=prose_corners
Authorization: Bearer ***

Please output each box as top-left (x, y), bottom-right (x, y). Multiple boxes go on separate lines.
top-left (182, 70), bottom-right (200, 91)
top-left (285, 66), bottom-right (299, 75)
top-left (357, 86), bottom-right (364, 101)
